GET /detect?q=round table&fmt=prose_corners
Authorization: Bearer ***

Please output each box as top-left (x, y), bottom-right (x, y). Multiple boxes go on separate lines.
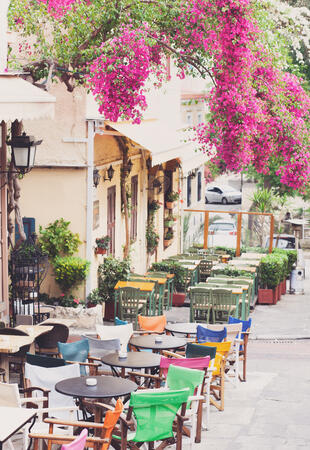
top-left (55, 375), bottom-right (138, 428)
top-left (129, 335), bottom-right (187, 352)
top-left (165, 322), bottom-right (206, 337)
top-left (102, 351), bottom-right (161, 378)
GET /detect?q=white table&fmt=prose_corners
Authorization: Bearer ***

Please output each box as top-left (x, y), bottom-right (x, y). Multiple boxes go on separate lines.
top-left (0, 407), bottom-right (36, 449)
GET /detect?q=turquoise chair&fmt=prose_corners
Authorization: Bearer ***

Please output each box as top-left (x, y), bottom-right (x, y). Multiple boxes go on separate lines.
top-left (58, 339), bottom-right (90, 376)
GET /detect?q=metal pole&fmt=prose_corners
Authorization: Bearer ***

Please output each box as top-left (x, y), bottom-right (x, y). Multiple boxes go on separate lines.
top-left (236, 212), bottom-right (242, 256)
top-left (203, 211), bottom-right (209, 249)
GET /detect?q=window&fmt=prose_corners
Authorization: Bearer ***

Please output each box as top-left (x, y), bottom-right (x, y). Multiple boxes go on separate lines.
top-left (197, 111), bottom-right (203, 124)
top-left (130, 175), bottom-right (138, 241)
top-left (197, 171), bottom-right (202, 202)
top-left (187, 176), bottom-right (192, 207)
top-left (186, 112), bottom-right (193, 126)
top-left (15, 217), bottom-right (35, 242)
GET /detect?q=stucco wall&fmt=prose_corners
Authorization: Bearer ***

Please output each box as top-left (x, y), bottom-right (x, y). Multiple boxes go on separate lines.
top-left (18, 167), bottom-right (87, 298)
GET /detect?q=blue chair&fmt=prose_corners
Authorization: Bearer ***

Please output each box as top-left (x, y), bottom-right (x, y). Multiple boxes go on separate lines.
top-left (228, 316), bottom-right (252, 381)
top-left (57, 339), bottom-right (96, 376)
top-left (196, 325), bottom-right (227, 343)
top-left (115, 316), bottom-right (128, 325)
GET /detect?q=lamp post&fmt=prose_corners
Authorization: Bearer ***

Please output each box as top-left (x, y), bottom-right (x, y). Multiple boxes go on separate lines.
top-left (93, 168), bottom-right (101, 188)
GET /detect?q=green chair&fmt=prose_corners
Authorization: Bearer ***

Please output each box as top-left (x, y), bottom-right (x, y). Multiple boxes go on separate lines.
top-left (118, 287), bottom-right (147, 329)
top-left (211, 288), bottom-right (237, 323)
top-left (189, 287), bottom-right (213, 323)
top-left (198, 259), bottom-right (214, 282)
top-left (118, 388), bottom-right (190, 450)
top-left (147, 272), bottom-right (174, 310)
top-left (166, 365), bottom-right (205, 446)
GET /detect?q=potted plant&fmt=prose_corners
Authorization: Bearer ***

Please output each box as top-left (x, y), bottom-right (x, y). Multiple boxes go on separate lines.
top-left (164, 229), bottom-right (174, 247)
top-left (258, 254), bottom-right (282, 304)
top-left (164, 218), bottom-right (174, 228)
top-left (95, 236), bottom-right (110, 255)
top-left (86, 288), bottom-right (104, 308)
top-left (146, 223), bottom-right (160, 255)
top-left (165, 191), bottom-right (179, 209)
top-left (98, 256), bottom-right (131, 320)
top-left (148, 200), bottom-right (161, 214)
top-left (150, 261), bottom-right (187, 306)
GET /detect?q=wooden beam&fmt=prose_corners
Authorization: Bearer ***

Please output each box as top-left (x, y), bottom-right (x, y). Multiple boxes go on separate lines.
top-left (236, 212), bottom-right (242, 257)
top-left (203, 212), bottom-right (209, 249)
top-left (269, 215), bottom-right (274, 254)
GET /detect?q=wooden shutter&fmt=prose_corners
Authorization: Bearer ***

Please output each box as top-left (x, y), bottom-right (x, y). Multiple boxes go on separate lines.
top-left (187, 176), bottom-right (192, 207)
top-left (197, 171), bottom-right (202, 202)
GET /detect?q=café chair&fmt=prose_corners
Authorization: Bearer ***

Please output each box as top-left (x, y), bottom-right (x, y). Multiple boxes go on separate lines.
top-left (57, 339), bottom-right (99, 376)
top-left (61, 428), bottom-right (88, 450)
top-left (0, 327), bottom-right (30, 388)
top-left (0, 381), bottom-right (76, 449)
top-left (118, 287), bottom-right (148, 328)
top-left (196, 325), bottom-right (227, 343)
top-left (195, 341), bottom-right (232, 411)
top-left (115, 389), bottom-right (189, 450)
top-left (30, 399), bottom-right (123, 450)
top-left (137, 314), bottom-right (167, 333)
top-left (96, 323), bottom-right (133, 353)
top-left (228, 316), bottom-right (252, 381)
top-left (211, 288), bottom-right (237, 323)
top-left (35, 322), bottom-right (69, 356)
top-left (24, 361), bottom-right (80, 421)
top-left (189, 287), bottom-right (213, 323)
top-left (82, 334), bottom-right (121, 374)
top-left (114, 316), bottom-right (127, 325)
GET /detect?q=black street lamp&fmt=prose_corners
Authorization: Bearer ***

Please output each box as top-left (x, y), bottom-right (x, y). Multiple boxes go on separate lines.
top-left (93, 168), bottom-right (101, 188)
top-left (104, 164), bottom-right (115, 182)
top-left (7, 132), bottom-right (42, 174)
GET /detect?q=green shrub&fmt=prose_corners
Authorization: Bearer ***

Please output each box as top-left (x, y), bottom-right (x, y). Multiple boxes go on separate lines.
top-left (150, 261), bottom-right (187, 292)
top-left (214, 246), bottom-right (236, 258)
top-left (259, 254), bottom-right (282, 289)
top-left (38, 218), bottom-right (81, 260)
top-left (271, 250), bottom-right (289, 279)
top-left (98, 256), bottom-right (131, 302)
top-left (87, 288), bottom-right (104, 305)
top-left (272, 249), bottom-right (297, 276)
top-left (241, 246), bottom-right (267, 254)
top-left (211, 266), bottom-right (252, 278)
top-left (53, 256), bottom-right (90, 293)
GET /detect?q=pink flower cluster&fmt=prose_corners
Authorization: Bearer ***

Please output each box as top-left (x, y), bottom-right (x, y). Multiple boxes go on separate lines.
top-left (88, 26), bottom-right (165, 124)
top-left (37, 0), bottom-right (78, 18)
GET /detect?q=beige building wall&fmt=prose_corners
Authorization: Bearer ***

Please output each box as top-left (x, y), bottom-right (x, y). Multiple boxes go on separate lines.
top-left (17, 83), bottom-right (89, 298)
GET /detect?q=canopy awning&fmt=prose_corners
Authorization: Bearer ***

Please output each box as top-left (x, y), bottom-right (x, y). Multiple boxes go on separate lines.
top-left (105, 119), bottom-right (207, 170)
top-left (0, 74), bottom-right (56, 121)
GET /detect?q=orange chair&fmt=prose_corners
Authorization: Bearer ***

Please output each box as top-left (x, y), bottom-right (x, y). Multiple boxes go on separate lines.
top-left (30, 399), bottom-right (123, 450)
top-left (137, 314), bottom-right (167, 333)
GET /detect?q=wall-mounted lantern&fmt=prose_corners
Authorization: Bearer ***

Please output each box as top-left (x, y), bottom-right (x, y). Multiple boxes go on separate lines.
top-left (7, 132), bottom-right (42, 175)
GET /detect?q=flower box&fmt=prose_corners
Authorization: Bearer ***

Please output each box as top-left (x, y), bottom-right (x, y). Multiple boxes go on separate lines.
top-left (273, 285), bottom-right (280, 304)
top-left (164, 220), bottom-right (174, 228)
top-left (281, 279), bottom-right (286, 295)
top-left (257, 288), bottom-right (274, 304)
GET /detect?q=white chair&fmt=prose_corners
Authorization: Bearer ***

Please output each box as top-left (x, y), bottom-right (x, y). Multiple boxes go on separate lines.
top-left (24, 362), bottom-right (80, 420)
top-left (96, 323), bottom-right (133, 353)
top-left (0, 381), bottom-right (77, 450)
top-left (82, 334), bottom-right (120, 373)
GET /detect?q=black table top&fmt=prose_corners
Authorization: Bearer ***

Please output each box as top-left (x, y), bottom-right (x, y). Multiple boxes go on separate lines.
top-left (55, 376), bottom-right (137, 399)
top-left (101, 351), bottom-right (161, 369)
top-left (165, 322), bottom-right (206, 335)
top-left (129, 335), bottom-right (187, 351)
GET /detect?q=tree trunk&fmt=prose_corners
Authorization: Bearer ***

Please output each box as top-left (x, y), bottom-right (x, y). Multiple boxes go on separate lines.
top-left (115, 136), bottom-right (130, 259)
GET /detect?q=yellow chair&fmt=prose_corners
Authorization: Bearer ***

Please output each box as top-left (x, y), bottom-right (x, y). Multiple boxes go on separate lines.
top-left (196, 341), bottom-right (231, 411)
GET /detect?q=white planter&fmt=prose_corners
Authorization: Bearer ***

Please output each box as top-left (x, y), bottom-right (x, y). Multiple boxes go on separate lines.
top-left (50, 304), bottom-right (104, 329)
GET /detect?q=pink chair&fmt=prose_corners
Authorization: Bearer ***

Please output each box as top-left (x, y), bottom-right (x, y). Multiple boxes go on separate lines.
top-left (160, 355), bottom-right (210, 378)
top-left (61, 429), bottom-right (88, 450)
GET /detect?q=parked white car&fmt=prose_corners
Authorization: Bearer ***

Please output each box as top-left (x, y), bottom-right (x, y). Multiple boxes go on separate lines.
top-left (205, 185), bottom-right (242, 204)
top-left (208, 219), bottom-right (238, 248)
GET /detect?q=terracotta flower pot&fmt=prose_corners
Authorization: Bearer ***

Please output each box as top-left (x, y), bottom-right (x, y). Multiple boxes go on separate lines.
top-left (165, 201), bottom-right (174, 209)
top-left (96, 247), bottom-right (107, 255)
top-left (172, 292), bottom-right (186, 307)
top-left (164, 239), bottom-right (172, 248)
top-left (258, 288), bottom-right (274, 304)
top-left (281, 279), bottom-right (286, 295)
top-left (272, 285), bottom-right (280, 304)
